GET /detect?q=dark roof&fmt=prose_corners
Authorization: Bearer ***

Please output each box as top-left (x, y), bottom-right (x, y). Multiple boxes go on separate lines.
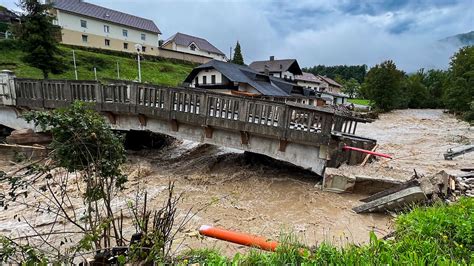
top-left (0, 6), bottom-right (19, 23)
top-left (295, 72), bottom-right (321, 83)
top-left (184, 60), bottom-right (304, 97)
top-left (52, 0), bottom-right (161, 34)
top-left (249, 58), bottom-right (303, 75)
top-left (162, 32), bottom-right (225, 55)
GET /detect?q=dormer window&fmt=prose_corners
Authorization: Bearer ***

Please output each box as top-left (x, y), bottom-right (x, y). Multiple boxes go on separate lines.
top-left (190, 43), bottom-right (197, 51)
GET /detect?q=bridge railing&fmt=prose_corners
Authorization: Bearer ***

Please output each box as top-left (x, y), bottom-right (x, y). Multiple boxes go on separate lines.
top-left (12, 78), bottom-right (365, 145)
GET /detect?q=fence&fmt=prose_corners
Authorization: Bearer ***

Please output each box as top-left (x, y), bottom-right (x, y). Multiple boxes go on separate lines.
top-left (12, 78), bottom-right (367, 145)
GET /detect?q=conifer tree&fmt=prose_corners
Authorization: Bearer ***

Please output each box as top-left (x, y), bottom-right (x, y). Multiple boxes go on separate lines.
top-left (232, 41), bottom-right (244, 65)
top-left (16, 0), bottom-right (65, 79)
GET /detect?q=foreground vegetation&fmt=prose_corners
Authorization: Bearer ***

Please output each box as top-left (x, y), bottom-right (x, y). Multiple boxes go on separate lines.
top-left (0, 40), bottom-right (194, 86)
top-left (182, 198), bottom-right (474, 265)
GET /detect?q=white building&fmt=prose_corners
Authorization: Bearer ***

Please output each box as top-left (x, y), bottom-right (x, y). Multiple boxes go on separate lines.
top-left (161, 32), bottom-right (227, 61)
top-left (50, 0), bottom-right (161, 55)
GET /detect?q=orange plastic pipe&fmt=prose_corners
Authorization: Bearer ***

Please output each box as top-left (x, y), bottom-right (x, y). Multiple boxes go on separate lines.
top-left (199, 225), bottom-right (279, 251)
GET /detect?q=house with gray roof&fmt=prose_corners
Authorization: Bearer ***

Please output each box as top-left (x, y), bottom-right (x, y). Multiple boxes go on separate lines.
top-left (50, 0), bottom-right (161, 55)
top-left (161, 32), bottom-right (226, 61)
top-left (183, 60), bottom-right (320, 105)
top-left (249, 56), bottom-right (303, 81)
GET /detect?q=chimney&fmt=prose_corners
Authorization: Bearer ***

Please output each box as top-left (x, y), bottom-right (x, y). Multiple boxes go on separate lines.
top-left (269, 56), bottom-right (274, 61)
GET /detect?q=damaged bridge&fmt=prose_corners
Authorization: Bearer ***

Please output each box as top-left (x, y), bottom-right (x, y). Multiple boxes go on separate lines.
top-left (0, 71), bottom-right (375, 177)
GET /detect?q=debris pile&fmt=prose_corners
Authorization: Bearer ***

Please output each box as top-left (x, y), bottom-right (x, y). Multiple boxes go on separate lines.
top-left (353, 170), bottom-right (473, 213)
top-left (453, 171), bottom-right (474, 198)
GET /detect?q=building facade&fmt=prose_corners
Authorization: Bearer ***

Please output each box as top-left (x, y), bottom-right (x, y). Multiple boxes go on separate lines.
top-left (51, 0), bottom-right (161, 56)
top-left (249, 56), bottom-right (303, 81)
top-left (295, 72), bottom-right (323, 91)
top-left (183, 60), bottom-right (321, 106)
top-left (161, 32), bottom-right (226, 61)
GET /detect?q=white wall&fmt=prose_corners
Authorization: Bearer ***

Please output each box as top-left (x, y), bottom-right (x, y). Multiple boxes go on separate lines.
top-left (174, 44), bottom-right (226, 61)
top-left (296, 80), bottom-right (321, 91)
top-left (191, 69), bottom-right (223, 87)
top-left (57, 10), bottom-right (159, 48)
top-left (271, 71), bottom-right (294, 80)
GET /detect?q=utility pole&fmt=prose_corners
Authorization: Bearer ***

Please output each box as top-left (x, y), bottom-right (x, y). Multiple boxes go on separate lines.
top-left (116, 61), bottom-right (120, 79)
top-left (135, 44), bottom-right (142, 82)
top-left (229, 46), bottom-right (233, 62)
top-left (72, 50), bottom-right (78, 80)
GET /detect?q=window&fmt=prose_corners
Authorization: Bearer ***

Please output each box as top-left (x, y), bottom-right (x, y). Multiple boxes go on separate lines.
top-left (82, 35), bottom-right (88, 43)
top-left (123, 42), bottom-right (128, 49)
top-left (104, 25), bottom-right (110, 33)
top-left (190, 43), bottom-right (196, 51)
top-left (211, 75), bottom-right (216, 84)
top-left (202, 76), bottom-right (207, 85)
top-left (142, 46), bottom-right (146, 52)
top-left (141, 33), bottom-right (146, 40)
top-left (122, 29), bottom-right (128, 37)
top-left (105, 39), bottom-right (110, 46)
top-left (80, 19), bottom-right (87, 28)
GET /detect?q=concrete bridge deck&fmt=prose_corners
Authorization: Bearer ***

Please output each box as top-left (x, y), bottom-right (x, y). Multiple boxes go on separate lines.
top-left (0, 74), bottom-right (376, 177)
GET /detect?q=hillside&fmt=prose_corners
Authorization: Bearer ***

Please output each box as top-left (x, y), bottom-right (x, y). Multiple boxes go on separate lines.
top-left (440, 31), bottom-right (474, 46)
top-left (0, 40), bottom-right (195, 86)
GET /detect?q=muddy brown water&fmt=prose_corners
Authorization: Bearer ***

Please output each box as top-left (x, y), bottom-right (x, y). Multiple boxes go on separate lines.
top-left (0, 109), bottom-right (472, 257)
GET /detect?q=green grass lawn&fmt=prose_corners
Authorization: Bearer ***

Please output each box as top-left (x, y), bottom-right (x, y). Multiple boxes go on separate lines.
top-left (0, 40), bottom-right (195, 86)
top-left (348, 98), bottom-right (371, 106)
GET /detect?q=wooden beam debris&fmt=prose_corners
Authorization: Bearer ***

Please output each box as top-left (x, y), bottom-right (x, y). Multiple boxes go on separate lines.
top-left (444, 144), bottom-right (474, 160)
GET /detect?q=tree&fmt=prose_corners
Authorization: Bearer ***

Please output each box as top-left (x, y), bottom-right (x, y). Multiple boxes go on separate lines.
top-left (231, 41), bottom-right (244, 65)
top-left (15, 0), bottom-right (65, 79)
top-left (444, 46), bottom-right (474, 114)
top-left (401, 70), bottom-right (430, 109)
top-left (364, 60), bottom-right (404, 111)
top-left (424, 69), bottom-right (448, 108)
top-left (342, 78), bottom-right (361, 98)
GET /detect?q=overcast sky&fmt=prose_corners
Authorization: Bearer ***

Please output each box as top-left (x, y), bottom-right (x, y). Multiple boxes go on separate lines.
top-left (2, 0), bottom-right (473, 72)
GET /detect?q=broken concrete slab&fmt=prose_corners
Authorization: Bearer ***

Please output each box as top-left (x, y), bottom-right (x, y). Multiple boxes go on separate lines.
top-left (444, 144), bottom-right (474, 160)
top-left (6, 129), bottom-right (51, 145)
top-left (353, 175), bottom-right (402, 195)
top-left (323, 174), bottom-right (356, 193)
top-left (353, 186), bottom-right (426, 213)
top-left (324, 173), bottom-right (403, 194)
top-left (359, 179), bottom-right (420, 203)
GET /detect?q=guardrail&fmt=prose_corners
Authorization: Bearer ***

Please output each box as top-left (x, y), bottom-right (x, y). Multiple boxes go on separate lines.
top-left (13, 78), bottom-right (365, 146)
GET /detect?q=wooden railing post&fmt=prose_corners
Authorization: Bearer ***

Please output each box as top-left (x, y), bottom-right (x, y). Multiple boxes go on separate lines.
top-left (321, 113), bottom-right (334, 135)
top-left (200, 92), bottom-right (208, 117)
top-left (238, 99), bottom-right (248, 122)
top-left (95, 82), bottom-right (103, 110)
top-left (38, 80), bottom-right (44, 108)
top-left (129, 82), bottom-right (138, 114)
top-left (64, 80), bottom-right (72, 103)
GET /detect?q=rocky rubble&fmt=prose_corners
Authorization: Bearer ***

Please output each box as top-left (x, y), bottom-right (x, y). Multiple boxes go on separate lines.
top-left (453, 173), bottom-right (474, 198)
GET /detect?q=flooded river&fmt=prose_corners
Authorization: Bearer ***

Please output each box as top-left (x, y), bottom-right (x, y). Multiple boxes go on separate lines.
top-left (0, 109), bottom-right (472, 256)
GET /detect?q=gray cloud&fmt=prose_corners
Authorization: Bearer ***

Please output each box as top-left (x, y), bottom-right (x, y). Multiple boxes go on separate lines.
top-left (1, 0), bottom-right (472, 72)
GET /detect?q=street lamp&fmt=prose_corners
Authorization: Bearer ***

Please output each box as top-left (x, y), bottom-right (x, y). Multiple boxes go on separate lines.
top-left (134, 44), bottom-right (142, 82)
